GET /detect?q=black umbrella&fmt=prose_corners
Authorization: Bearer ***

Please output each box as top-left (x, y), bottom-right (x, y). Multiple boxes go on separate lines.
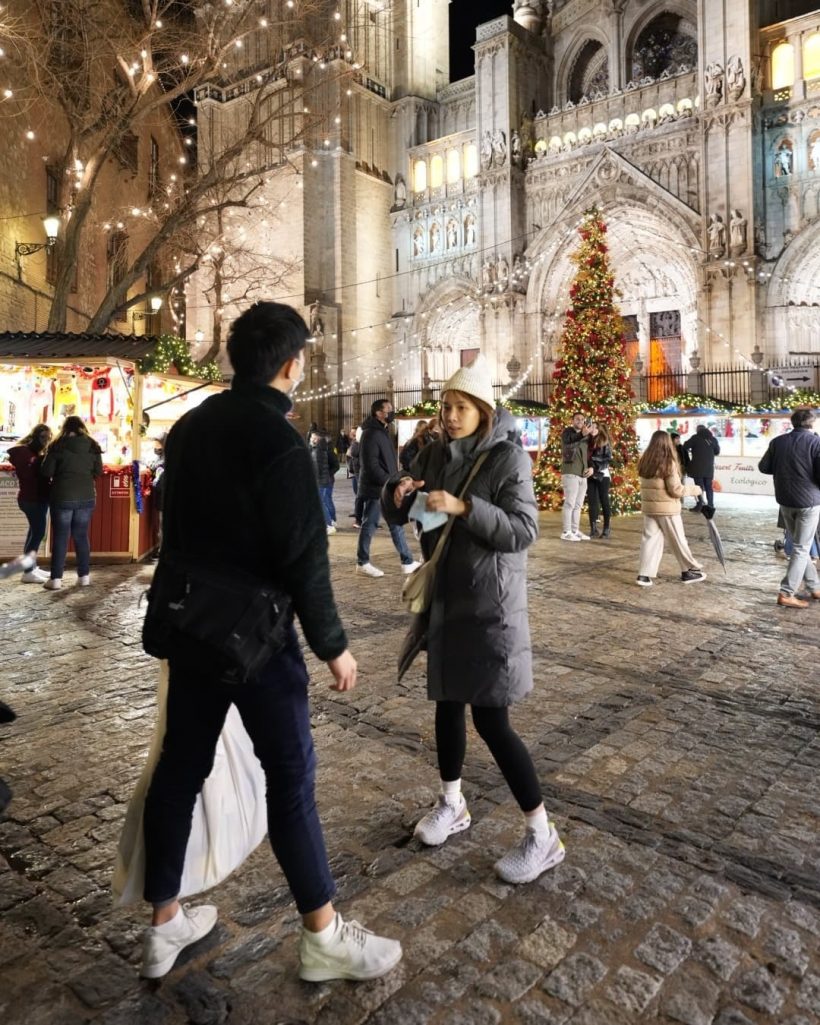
top-left (700, 505), bottom-right (727, 573)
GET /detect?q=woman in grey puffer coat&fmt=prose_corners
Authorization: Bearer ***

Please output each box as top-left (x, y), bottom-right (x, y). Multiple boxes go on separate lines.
top-left (386, 355), bottom-right (565, 885)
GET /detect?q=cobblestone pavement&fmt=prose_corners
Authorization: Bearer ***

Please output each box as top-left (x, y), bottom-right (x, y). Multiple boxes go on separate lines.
top-left (1, 485), bottom-right (819, 1025)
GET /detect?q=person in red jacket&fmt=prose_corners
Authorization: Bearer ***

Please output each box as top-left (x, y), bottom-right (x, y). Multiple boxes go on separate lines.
top-left (7, 424), bottom-right (52, 583)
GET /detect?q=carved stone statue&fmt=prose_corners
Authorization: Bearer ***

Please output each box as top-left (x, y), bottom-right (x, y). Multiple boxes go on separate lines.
top-left (704, 62), bottom-right (724, 107)
top-left (707, 214), bottom-right (726, 258)
top-left (726, 55), bottom-right (746, 101)
top-left (491, 129), bottom-right (508, 167)
top-left (511, 130), bottom-right (523, 168)
top-left (446, 219), bottom-right (458, 250)
top-left (775, 146), bottom-right (793, 177)
top-left (464, 214), bottom-right (476, 246)
top-left (413, 227), bottom-right (425, 258)
top-left (393, 174), bottom-right (407, 209)
top-left (430, 222), bottom-right (441, 253)
top-left (309, 301), bottom-right (324, 338)
top-left (481, 259), bottom-right (493, 289)
top-left (497, 255), bottom-right (510, 287)
top-left (480, 131), bottom-right (493, 171)
top-left (729, 210), bottom-right (747, 254)
top-left (810, 137), bottom-right (820, 172)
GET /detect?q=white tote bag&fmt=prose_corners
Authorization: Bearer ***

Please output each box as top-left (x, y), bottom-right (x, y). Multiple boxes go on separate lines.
top-left (112, 663), bottom-right (268, 906)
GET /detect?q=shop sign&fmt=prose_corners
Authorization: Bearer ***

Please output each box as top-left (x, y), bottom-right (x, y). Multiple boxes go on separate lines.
top-left (0, 473), bottom-right (22, 555)
top-left (713, 458), bottom-right (775, 497)
top-left (109, 472), bottom-right (131, 498)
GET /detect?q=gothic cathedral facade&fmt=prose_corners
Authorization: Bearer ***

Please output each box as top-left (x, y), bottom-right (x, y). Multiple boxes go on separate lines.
top-left (189, 0), bottom-right (820, 393)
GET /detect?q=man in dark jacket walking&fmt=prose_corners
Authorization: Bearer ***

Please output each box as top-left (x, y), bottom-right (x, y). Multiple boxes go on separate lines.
top-left (139, 302), bottom-right (401, 982)
top-left (684, 424), bottom-right (720, 509)
top-left (759, 407), bottom-right (820, 608)
top-left (309, 430), bottom-right (340, 534)
top-left (356, 399), bottom-right (420, 578)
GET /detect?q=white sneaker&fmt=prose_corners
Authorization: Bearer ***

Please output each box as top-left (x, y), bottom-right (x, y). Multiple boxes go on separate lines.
top-left (573, 531), bottom-right (590, 541)
top-left (77, 575), bottom-right (91, 586)
top-left (401, 560), bottom-right (422, 575)
top-left (326, 525), bottom-right (337, 536)
top-left (21, 568), bottom-right (49, 583)
top-left (299, 914), bottom-right (402, 982)
top-left (141, 904), bottom-right (218, 979)
top-left (43, 578), bottom-right (62, 590)
top-left (494, 824), bottom-right (565, 884)
top-left (356, 563), bottom-right (384, 578)
top-left (414, 794), bottom-right (471, 846)
top-left (560, 531), bottom-right (579, 541)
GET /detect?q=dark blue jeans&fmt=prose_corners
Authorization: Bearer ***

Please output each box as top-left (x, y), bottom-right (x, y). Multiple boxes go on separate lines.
top-left (356, 496), bottom-right (413, 565)
top-left (50, 500), bottom-right (95, 578)
top-left (692, 477), bottom-right (714, 507)
top-left (17, 499), bottom-right (49, 555)
top-left (142, 627), bottom-right (336, 914)
top-left (318, 485), bottom-right (336, 526)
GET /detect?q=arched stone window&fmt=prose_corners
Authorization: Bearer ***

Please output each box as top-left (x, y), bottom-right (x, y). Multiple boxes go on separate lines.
top-left (447, 149), bottom-right (461, 183)
top-left (567, 40), bottom-right (609, 103)
top-left (771, 42), bottom-right (795, 90)
top-left (430, 155), bottom-right (444, 189)
top-left (463, 144), bottom-right (478, 179)
top-left (804, 33), bottom-right (820, 81)
top-left (630, 12), bottom-right (697, 81)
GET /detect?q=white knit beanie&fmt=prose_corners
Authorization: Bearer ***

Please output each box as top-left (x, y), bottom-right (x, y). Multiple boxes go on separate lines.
top-left (441, 353), bottom-right (495, 410)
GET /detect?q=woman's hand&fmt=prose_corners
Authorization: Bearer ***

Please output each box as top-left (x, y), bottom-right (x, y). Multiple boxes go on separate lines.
top-left (426, 490), bottom-right (466, 516)
top-left (394, 477), bottom-right (425, 507)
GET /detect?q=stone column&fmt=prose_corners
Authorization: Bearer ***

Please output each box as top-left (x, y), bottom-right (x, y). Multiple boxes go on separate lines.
top-left (686, 351), bottom-right (703, 396)
top-left (631, 355), bottom-right (647, 403)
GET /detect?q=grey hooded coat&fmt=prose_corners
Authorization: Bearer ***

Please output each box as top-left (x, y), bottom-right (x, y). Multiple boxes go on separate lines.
top-left (407, 416), bottom-right (539, 707)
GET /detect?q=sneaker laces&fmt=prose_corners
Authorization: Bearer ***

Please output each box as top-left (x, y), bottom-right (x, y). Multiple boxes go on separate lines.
top-left (340, 919), bottom-right (373, 948)
top-left (426, 796), bottom-right (461, 826)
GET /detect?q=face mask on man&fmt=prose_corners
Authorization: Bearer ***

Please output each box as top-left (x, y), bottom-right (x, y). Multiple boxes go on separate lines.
top-left (385, 410), bottom-right (396, 424)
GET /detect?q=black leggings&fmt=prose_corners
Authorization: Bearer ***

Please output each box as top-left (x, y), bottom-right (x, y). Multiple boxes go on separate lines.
top-left (587, 477), bottom-right (611, 528)
top-left (435, 701), bottom-right (542, 813)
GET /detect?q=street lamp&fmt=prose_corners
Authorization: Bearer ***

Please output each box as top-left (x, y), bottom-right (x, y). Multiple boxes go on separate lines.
top-left (132, 295), bottom-right (163, 330)
top-left (15, 214), bottom-right (61, 274)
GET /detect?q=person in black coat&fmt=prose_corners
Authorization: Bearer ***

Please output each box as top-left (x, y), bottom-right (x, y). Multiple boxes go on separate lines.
top-left (759, 407), bottom-right (820, 608)
top-left (683, 424), bottom-right (720, 509)
top-left (356, 400), bottom-right (419, 577)
top-left (586, 422), bottom-right (613, 537)
top-left (309, 430), bottom-right (340, 533)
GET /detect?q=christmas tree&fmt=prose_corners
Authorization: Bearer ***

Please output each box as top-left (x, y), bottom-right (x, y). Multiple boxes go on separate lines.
top-left (533, 209), bottom-right (641, 514)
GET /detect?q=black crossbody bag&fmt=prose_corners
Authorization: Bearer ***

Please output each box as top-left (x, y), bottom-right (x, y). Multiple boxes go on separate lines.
top-left (142, 552), bottom-right (292, 684)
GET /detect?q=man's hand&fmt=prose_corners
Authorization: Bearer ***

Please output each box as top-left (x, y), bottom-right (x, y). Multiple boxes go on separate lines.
top-left (426, 490), bottom-right (466, 516)
top-left (327, 650), bottom-right (357, 692)
top-left (583, 468), bottom-right (594, 478)
top-left (394, 477), bottom-right (425, 507)
top-left (581, 424), bottom-right (592, 436)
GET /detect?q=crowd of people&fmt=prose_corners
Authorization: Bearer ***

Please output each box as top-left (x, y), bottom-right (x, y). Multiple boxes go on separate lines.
top-left (4, 299), bottom-right (820, 989)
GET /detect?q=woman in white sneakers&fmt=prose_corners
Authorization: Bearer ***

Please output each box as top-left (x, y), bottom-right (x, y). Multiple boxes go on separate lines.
top-left (388, 355), bottom-right (565, 885)
top-left (637, 430), bottom-right (705, 587)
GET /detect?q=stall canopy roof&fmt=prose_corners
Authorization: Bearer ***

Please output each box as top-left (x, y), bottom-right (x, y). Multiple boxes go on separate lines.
top-left (0, 332), bottom-right (157, 361)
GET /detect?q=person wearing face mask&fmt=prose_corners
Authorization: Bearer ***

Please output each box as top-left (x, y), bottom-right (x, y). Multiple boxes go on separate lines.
top-left (8, 423), bottom-right (53, 582)
top-left (356, 399), bottom-right (420, 578)
top-left (137, 302), bottom-right (402, 984)
top-left (385, 354), bottom-right (566, 885)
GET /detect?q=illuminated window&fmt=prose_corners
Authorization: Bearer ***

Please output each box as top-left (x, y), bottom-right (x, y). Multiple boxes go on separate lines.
top-left (659, 103), bottom-right (675, 119)
top-left (464, 144), bottom-right (478, 178)
top-left (772, 42), bottom-right (795, 90)
top-left (446, 149), bottom-right (461, 183)
top-left (430, 154), bottom-right (443, 189)
top-left (413, 159), bottom-right (427, 192)
top-left (805, 33), bottom-right (820, 81)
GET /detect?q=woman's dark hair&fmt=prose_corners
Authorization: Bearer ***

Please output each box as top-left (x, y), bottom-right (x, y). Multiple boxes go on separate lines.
top-left (638, 430), bottom-right (676, 479)
top-left (791, 407), bottom-right (815, 430)
top-left (19, 423), bottom-right (52, 452)
top-left (226, 302), bottom-right (309, 383)
top-left (589, 422), bottom-right (611, 449)
top-left (53, 416), bottom-right (102, 452)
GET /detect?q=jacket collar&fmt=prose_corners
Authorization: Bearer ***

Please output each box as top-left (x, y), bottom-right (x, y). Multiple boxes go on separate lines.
top-left (230, 378), bottom-right (293, 416)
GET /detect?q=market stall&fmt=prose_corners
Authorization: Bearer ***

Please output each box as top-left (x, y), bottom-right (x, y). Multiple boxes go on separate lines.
top-left (0, 332), bottom-right (225, 562)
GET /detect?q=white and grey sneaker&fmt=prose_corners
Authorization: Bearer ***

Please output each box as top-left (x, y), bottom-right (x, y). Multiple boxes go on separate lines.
top-left (21, 568), bottom-right (49, 583)
top-left (141, 904), bottom-right (218, 979)
top-left (559, 531), bottom-right (578, 541)
top-left (414, 794), bottom-right (471, 846)
top-left (356, 562), bottom-right (384, 578)
top-left (494, 824), bottom-right (565, 884)
top-left (573, 531), bottom-right (591, 541)
top-left (401, 560), bottom-right (422, 575)
top-left (299, 914), bottom-right (402, 982)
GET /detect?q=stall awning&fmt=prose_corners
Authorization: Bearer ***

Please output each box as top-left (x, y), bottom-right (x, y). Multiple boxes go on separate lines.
top-left (0, 332), bottom-right (157, 361)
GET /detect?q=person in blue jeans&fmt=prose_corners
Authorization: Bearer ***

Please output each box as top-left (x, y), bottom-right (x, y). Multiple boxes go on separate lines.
top-left (355, 399), bottom-right (420, 578)
top-left (308, 430), bottom-right (339, 534)
top-left (8, 424), bottom-right (52, 583)
top-left (41, 416), bottom-right (102, 590)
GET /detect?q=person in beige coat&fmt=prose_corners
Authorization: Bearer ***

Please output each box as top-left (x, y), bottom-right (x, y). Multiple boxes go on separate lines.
top-left (637, 431), bottom-right (706, 587)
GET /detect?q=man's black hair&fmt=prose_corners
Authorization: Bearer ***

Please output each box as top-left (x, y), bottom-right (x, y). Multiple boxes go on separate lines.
top-left (791, 407), bottom-right (816, 430)
top-left (227, 301), bottom-right (309, 383)
top-left (371, 398), bottom-right (391, 416)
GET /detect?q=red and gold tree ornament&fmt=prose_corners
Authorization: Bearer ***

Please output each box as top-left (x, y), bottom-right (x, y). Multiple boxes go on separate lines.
top-left (533, 209), bottom-right (641, 514)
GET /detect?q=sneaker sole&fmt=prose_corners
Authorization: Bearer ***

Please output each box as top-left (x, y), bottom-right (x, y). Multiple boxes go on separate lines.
top-left (681, 575), bottom-right (706, 584)
top-left (494, 841), bottom-right (566, 884)
top-left (636, 579), bottom-right (653, 587)
top-left (298, 945), bottom-right (403, 982)
top-left (414, 812), bottom-right (472, 847)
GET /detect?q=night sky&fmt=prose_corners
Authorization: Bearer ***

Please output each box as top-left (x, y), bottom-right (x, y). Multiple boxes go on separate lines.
top-left (450, 0), bottom-right (512, 82)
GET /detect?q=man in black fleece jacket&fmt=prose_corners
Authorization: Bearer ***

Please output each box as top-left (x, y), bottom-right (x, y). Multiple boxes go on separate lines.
top-left (140, 302), bottom-right (401, 983)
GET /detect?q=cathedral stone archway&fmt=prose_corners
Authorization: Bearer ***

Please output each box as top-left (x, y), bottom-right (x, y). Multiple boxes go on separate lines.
top-left (765, 220), bottom-right (820, 359)
top-left (407, 277), bottom-right (485, 387)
